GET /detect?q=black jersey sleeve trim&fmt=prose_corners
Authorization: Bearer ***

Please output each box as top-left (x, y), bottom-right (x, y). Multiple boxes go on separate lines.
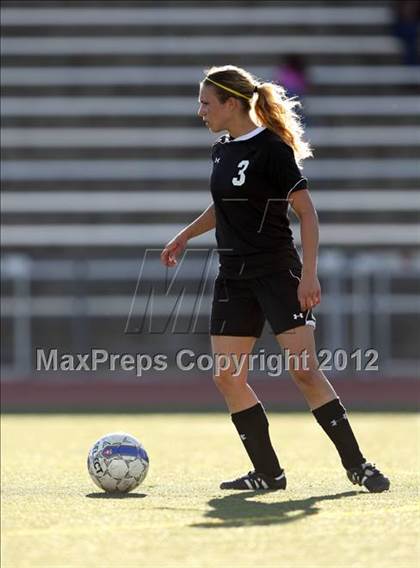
top-left (286, 177), bottom-right (308, 198)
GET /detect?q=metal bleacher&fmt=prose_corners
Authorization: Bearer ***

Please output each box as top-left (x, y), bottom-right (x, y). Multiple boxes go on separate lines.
top-left (1, 2), bottom-right (419, 253)
top-left (1, 1), bottom-right (419, 377)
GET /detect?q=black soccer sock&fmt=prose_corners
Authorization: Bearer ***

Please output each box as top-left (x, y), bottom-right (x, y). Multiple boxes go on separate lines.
top-left (231, 402), bottom-right (283, 478)
top-left (312, 398), bottom-right (365, 470)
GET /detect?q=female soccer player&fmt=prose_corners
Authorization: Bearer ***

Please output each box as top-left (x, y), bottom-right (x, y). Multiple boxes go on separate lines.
top-left (160, 65), bottom-right (390, 493)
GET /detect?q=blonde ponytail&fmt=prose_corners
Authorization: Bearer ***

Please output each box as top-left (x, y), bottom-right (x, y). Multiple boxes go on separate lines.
top-left (203, 65), bottom-right (313, 168)
top-left (254, 83), bottom-right (313, 168)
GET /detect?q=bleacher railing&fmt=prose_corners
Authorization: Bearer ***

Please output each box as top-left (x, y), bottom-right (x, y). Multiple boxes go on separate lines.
top-left (2, 251), bottom-right (419, 379)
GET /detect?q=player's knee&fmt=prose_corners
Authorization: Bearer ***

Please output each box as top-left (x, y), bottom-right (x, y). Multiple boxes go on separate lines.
top-left (289, 368), bottom-right (321, 389)
top-left (212, 369), bottom-right (247, 393)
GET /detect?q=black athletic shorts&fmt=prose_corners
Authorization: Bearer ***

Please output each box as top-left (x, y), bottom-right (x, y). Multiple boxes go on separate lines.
top-left (210, 268), bottom-right (316, 337)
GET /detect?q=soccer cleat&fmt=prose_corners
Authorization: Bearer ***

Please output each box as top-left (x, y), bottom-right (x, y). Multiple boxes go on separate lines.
top-left (346, 462), bottom-right (390, 493)
top-left (220, 470), bottom-right (287, 490)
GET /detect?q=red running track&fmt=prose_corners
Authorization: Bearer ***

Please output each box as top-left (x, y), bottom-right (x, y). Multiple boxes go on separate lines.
top-left (2, 376), bottom-right (419, 411)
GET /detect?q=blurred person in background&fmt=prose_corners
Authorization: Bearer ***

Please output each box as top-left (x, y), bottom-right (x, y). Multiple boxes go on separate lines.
top-left (272, 55), bottom-right (310, 125)
top-left (391, 0), bottom-right (420, 65)
top-left (273, 54), bottom-right (310, 99)
top-left (161, 65), bottom-right (390, 494)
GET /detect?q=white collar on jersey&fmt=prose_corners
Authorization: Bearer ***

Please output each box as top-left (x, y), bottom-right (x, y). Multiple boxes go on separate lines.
top-left (229, 126), bottom-right (266, 142)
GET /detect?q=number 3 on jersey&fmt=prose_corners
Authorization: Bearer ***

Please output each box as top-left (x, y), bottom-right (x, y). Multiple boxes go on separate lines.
top-left (232, 160), bottom-right (250, 187)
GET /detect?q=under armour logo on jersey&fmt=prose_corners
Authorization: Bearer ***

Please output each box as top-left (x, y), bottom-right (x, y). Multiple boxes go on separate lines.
top-left (293, 312), bottom-right (304, 320)
top-left (331, 414), bottom-right (348, 427)
top-left (214, 157), bottom-right (221, 164)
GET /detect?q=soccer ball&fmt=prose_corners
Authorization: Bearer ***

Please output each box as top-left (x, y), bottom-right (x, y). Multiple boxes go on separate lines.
top-left (87, 432), bottom-right (149, 493)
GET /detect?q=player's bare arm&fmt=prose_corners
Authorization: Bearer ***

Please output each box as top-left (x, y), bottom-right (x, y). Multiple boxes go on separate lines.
top-left (160, 203), bottom-right (216, 267)
top-left (289, 189), bottom-right (321, 311)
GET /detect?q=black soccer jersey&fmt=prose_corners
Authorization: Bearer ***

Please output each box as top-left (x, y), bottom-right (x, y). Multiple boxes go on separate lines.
top-left (210, 126), bottom-right (308, 278)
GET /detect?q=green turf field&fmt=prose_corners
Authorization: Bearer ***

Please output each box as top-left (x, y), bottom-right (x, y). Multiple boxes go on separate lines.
top-left (1, 413), bottom-right (419, 568)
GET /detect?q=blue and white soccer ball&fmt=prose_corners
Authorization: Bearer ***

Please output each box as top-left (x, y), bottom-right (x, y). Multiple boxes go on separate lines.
top-left (87, 432), bottom-right (149, 493)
